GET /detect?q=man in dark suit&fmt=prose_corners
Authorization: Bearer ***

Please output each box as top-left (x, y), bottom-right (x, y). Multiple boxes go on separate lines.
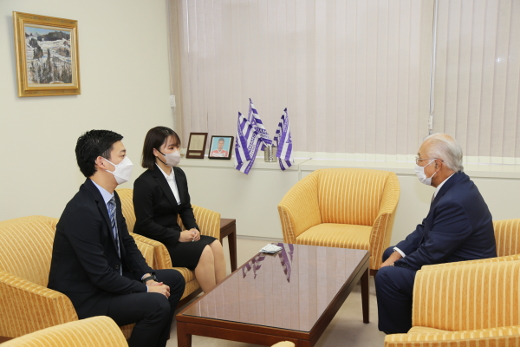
top-left (375, 133), bottom-right (496, 334)
top-left (48, 130), bottom-right (185, 347)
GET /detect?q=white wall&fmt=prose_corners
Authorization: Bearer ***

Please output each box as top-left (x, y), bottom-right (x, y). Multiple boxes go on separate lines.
top-left (0, 0), bottom-right (172, 221)
top-left (179, 158), bottom-right (520, 246)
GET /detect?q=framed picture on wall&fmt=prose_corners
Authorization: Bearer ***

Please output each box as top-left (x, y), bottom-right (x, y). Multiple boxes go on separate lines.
top-left (208, 136), bottom-right (234, 160)
top-left (186, 132), bottom-right (208, 159)
top-left (13, 12), bottom-right (81, 97)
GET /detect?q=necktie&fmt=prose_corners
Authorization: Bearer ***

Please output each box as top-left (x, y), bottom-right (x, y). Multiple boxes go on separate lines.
top-left (107, 197), bottom-right (122, 273)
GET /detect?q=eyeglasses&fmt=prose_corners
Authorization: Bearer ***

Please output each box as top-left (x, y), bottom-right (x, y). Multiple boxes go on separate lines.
top-left (415, 157), bottom-right (444, 165)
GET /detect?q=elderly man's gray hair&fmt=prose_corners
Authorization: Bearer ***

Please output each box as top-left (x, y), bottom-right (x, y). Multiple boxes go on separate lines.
top-left (423, 133), bottom-right (464, 172)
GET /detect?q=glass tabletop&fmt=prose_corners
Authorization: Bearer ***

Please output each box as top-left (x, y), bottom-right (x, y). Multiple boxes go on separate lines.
top-left (181, 243), bottom-right (368, 332)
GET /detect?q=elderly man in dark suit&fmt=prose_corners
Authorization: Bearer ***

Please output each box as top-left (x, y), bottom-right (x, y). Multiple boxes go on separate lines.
top-left (48, 130), bottom-right (185, 347)
top-left (375, 133), bottom-right (496, 334)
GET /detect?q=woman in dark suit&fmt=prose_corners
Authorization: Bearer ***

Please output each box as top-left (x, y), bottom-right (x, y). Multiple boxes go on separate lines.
top-left (133, 126), bottom-right (226, 292)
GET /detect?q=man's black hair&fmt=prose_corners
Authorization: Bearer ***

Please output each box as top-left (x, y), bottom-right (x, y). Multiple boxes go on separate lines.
top-left (75, 130), bottom-right (123, 177)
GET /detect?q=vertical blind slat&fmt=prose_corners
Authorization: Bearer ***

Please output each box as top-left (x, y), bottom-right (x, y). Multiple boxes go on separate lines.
top-left (434, 0), bottom-right (520, 160)
top-left (171, 0), bottom-right (442, 157)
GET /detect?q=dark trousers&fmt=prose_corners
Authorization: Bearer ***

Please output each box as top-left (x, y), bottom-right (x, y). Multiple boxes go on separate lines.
top-left (375, 247), bottom-right (417, 334)
top-left (107, 269), bottom-right (185, 347)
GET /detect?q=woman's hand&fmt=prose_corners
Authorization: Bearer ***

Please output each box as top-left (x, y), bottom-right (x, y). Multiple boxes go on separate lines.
top-left (179, 228), bottom-right (200, 242)
top-left (189, 228), bottom-right (200, 242)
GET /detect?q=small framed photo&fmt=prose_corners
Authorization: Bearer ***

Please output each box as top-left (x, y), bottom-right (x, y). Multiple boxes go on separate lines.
top-left (208, 136), bottom-right (234, 160)
top-left (13, 12), bottom-right (81, 97)
top-left (186, 132), bottom-right (208, 159)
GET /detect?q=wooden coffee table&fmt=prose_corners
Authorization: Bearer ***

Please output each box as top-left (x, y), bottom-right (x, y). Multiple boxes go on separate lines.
top-left (177, 244), bottom-right (369, 347)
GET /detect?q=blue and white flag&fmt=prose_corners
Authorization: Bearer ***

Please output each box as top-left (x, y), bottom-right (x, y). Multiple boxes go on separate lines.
top-left (234, 99), bottom-right (272, 174)
top-left (247, 98), bottom-right (272, 150)
top-left (234, 112), bottom-right (256, 173)
top-left (273, 108), bottom-right (293, 170)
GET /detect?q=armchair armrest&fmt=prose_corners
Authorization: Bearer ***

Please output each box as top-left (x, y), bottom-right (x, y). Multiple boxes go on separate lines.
top-left (278, 174), bottom-right (321, 243)
top-left (370, 173), bottom-right (400, 270)
top-left (271, 342), bottom-right (296, 347)
top-left (191, 205), bottom-right (221, 239)
top-left (0, 270), bottom-right (78, 338)
top-left (385, 325), bottom-right (520, 347)
top-left (2, 316), bottom-right (128, 347)
top-left (130, 233), bottom-right (172, 269)
top-left (133, 237), bottom-right (155, 268)
top-left (420, 254), bottom-right (520, 272)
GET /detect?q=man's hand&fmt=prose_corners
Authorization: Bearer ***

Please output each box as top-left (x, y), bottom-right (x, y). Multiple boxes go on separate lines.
top-left (179, 228), bottom-right (200, 242)
top-left (380, 251), bottom-right (403, 268)
top-left (147, 281), bottom-right (170, 298)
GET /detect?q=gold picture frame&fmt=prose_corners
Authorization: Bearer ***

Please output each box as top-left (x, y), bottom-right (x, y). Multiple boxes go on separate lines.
top-left (13, 12), bottom-right (81, 97)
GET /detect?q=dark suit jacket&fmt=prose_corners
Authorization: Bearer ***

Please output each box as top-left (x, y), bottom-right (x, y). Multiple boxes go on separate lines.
top-left (133, 167), bottom-right (198, 252)
top-left (394, 171), bottom-right (496, 270)
top-left (48, 179), bottom-right (153, 318)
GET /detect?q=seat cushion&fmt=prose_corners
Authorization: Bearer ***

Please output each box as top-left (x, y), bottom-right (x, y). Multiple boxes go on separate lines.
top-left (295, 223), bottom-right (371, 250)
top-left (408, 326), bottom-right (448, 334)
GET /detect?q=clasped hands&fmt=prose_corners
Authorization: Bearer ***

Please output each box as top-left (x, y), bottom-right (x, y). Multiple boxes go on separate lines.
top-left (179, 228), bottom-right (200, 243)
top-left (144, 276), bottom-right (170, 298)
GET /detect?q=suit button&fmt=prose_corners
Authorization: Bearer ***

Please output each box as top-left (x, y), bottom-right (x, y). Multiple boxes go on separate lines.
top-left (115, 265), bottom-right (120, 269)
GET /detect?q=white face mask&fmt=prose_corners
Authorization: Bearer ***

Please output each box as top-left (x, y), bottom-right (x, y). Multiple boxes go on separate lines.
top-left (415, 160), bottom-right (436, 186)
top-left (104, 156), bottom-right (133, 185)
top-left (160, 150), bottom-right (181, 167)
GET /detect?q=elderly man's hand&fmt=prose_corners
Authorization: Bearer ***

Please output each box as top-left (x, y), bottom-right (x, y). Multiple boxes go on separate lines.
top-left (380, 251), bottom-right (403, 268)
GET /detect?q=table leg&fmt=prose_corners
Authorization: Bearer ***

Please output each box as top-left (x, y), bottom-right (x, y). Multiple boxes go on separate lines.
top-left (228, 228), bottom-right (237, 272)
top-left (361, 268), bottom-right (369, 323)
top-left (177, 322), bottom-right (192, 347)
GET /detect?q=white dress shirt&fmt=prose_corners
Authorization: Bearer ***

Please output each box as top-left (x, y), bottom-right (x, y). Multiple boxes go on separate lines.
top-left (156, 164), bottom-right (181, 205)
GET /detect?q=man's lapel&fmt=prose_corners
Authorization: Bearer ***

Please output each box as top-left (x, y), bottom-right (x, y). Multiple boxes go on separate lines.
top-left (431, 171), bottom-right (464, 208)
top-left (84, 179), bottom-right (119, 253)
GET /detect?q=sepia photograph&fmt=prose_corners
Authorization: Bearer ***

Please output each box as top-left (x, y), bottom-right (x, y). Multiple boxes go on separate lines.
top-left (186, 132), bottom-right (208, 159)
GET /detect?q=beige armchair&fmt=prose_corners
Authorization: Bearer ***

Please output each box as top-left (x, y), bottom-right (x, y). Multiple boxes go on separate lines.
top-left (116, 188), bottom-right (221, 304)
top-left (385, 259), bottom-right (520, 347)
top-left (278, 168), bottom-right (400, 273)
top-left (2, 316), bottom-right (128, 347)
top-left (0, 215), bottom-right (154, 339)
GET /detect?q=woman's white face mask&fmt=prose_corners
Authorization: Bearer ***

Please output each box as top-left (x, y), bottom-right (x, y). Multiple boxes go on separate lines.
top-left (104, 156), bottom-right (134, 185)
top-left (414, 159), bottom-right (436, 186)
top-left (160, 150), bottom-right (181, 167)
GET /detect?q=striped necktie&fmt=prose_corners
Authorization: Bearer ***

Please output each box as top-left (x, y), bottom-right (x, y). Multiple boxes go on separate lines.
top-left (107, 197), bottom-right (122, 273)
